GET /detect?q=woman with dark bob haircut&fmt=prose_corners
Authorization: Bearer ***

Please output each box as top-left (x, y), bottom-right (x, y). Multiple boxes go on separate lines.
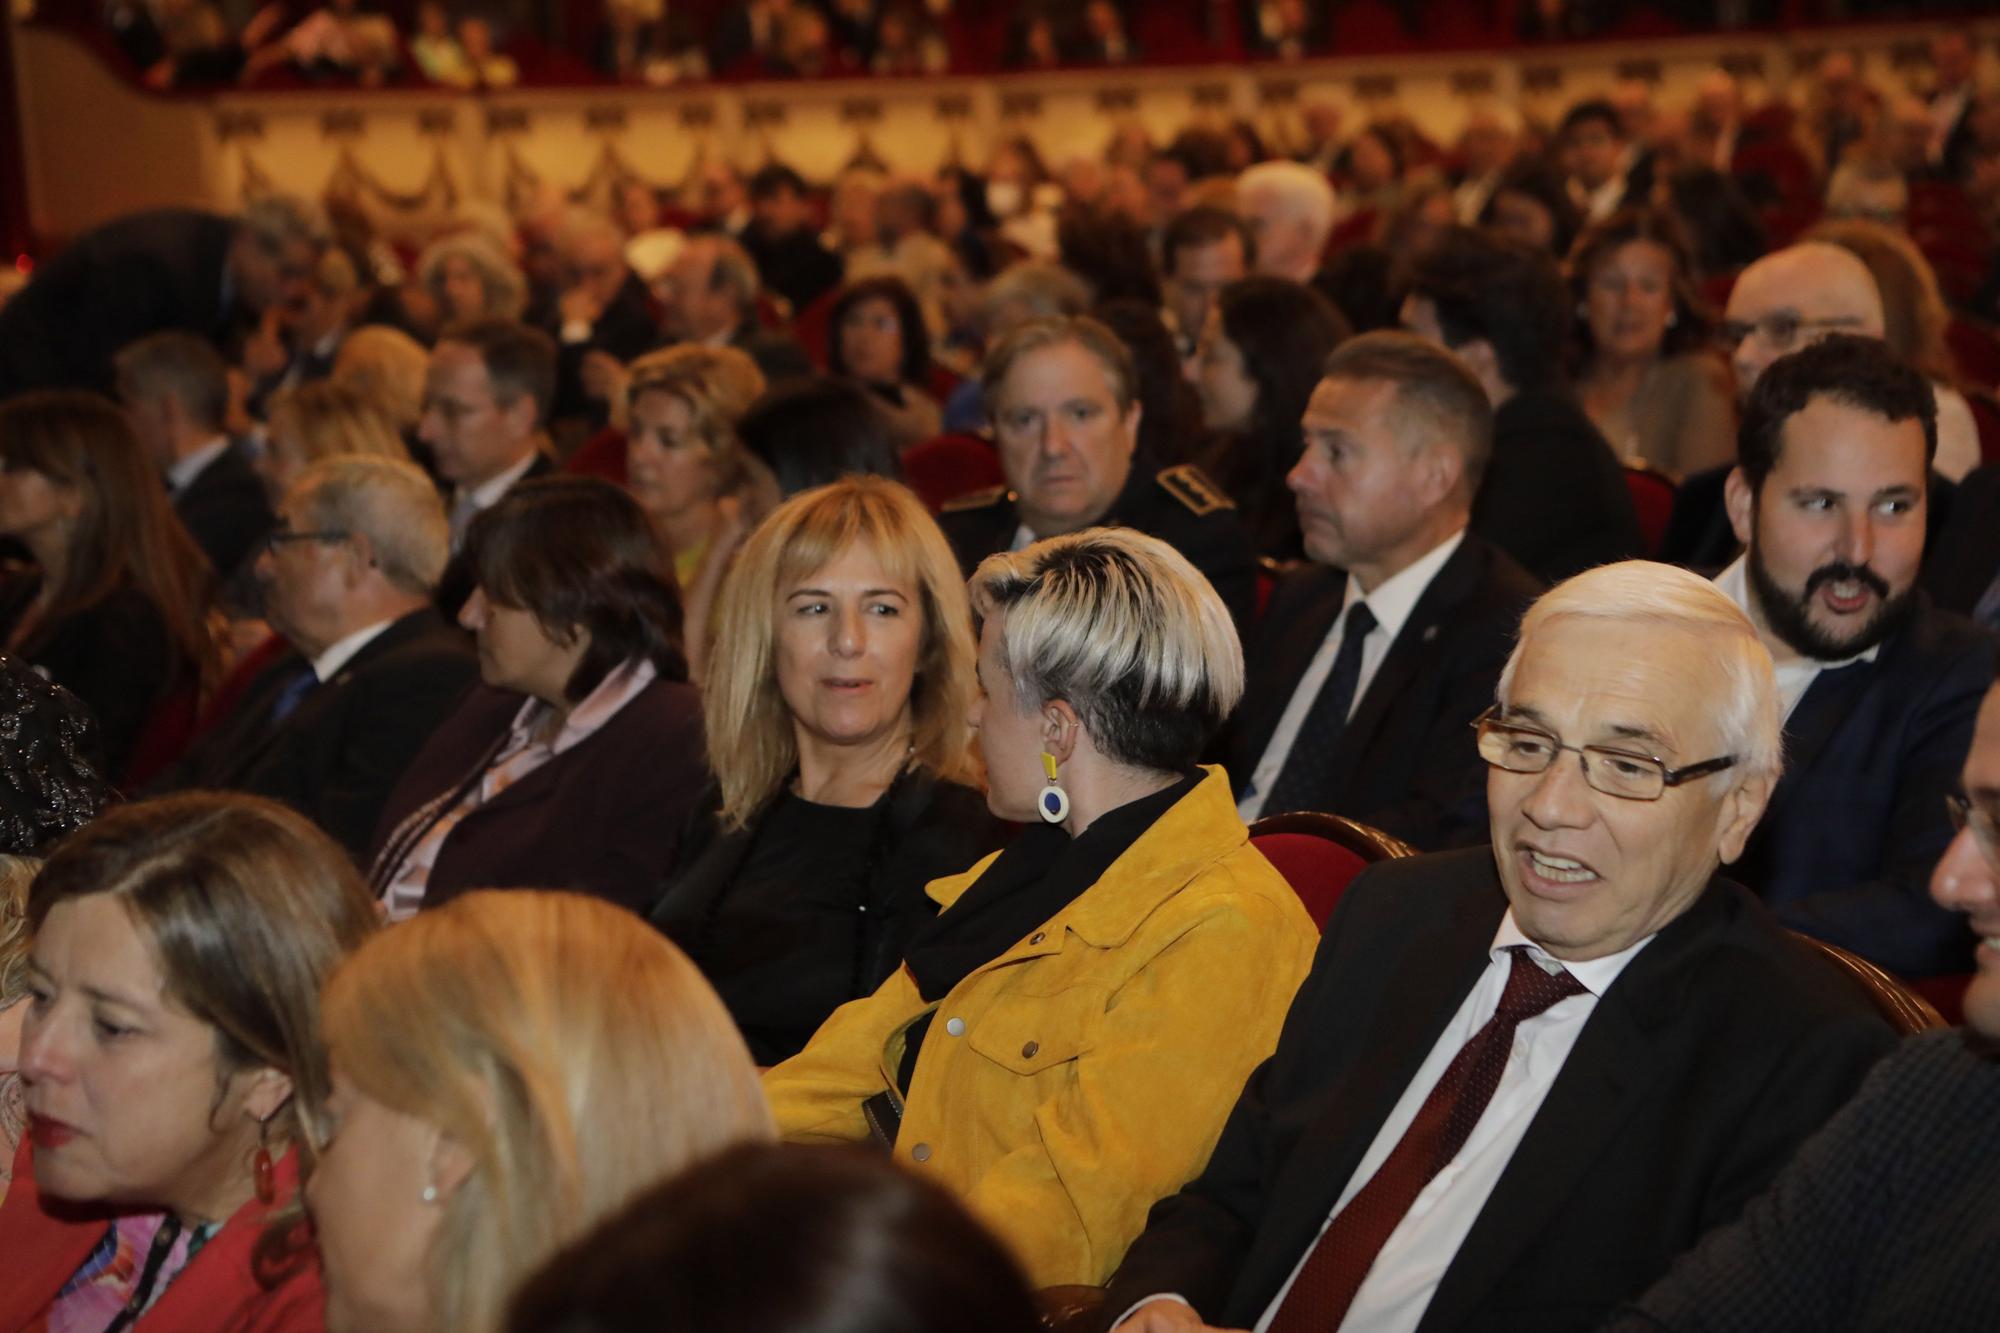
top-left (368, 477), bottom-right (707, 918)
top-left (827, 276), bottom-right (943, 447)
top-left (0, 792), bottom-right (378, 1332)
top-left (506, 1144), bottom-right (1039, 1333)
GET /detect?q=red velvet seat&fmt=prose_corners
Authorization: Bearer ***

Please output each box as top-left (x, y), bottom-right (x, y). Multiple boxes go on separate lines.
top-left (1249, 809), bottom-right (1416, 931)
top-left (900, 432), bottom-right (1004, 512)
top-left (1623, 465), bottom-right (1676, 559)
top-left (564, 425), bottom-right (628, 484)
top-left (1948, 317), bottom-right (2000, 395)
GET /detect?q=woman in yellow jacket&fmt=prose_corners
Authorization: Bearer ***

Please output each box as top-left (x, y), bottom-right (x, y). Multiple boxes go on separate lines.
top-left (763, 526), bottom-right (1318, 1288)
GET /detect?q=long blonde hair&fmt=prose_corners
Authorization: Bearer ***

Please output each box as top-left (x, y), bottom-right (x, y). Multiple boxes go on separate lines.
top-left (319, 891), bottom-right (773, 1333)
top-left (703, 476), bottom-right (983, 827)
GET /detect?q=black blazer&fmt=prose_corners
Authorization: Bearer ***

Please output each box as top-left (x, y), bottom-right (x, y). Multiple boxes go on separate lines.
top-left (1731, 596), bottom-right (1997, 978)
top-left (551, 271), bottom-right (662, 428)
top-left (1923, 460), bottom-right (2000, 619)
top-left (1472, 387), bottom-right (1643, 585)
top-left (1227, 534), bottom-right (1542, 849)
top-left (173, 439), bottom-right (273, 591)
top-left (431, 452), bottom-right (557, 621)
top-left (369, 673), bottom-right (708, 914)
top-left (160, 609), bottom-right (478, 856)
top-left (1101, 849), bottom-right (1896, 1333)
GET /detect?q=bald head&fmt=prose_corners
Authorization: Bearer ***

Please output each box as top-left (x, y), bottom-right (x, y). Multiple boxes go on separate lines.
top-left (1724, 243), bottom-right (1885, 399)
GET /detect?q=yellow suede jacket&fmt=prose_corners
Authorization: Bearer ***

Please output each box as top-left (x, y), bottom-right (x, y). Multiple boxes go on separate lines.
top-left (762, 765), bottom-right (1317, 1287)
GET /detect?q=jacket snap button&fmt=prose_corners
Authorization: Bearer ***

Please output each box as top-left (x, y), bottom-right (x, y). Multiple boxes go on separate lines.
top-left (1021, 1040), bottom-right (1039, 1058)
top-left (1029, 932), bottom-right (1045, 944)
top-left (911, 1143), bottom-right (932, 1162)
top-left (946, 1017), bottom-right (966, 1037)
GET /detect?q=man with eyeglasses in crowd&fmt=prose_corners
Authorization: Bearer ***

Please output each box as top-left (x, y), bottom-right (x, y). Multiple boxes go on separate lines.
top-left (1101, 559), bottom-right (1894, 1333)
top-left (1606, 673), bottom-right (2000, 1331)
top-left (1713, 334), bottom-right (1994, 982)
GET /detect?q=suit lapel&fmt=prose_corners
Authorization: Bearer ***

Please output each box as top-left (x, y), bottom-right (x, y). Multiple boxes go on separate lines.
top-left (1330, 539), bottom-right (1482, 774)
top-left (1765, 653), bottom-right (1880, 824)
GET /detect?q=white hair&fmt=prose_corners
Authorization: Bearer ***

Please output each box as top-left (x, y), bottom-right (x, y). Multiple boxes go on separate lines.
top-left (1497, 561), bottom-right (1782, 786)
top-left (296, 455), bottom-right (451, 597)
top-left (1236, 161), bottom-right (1338, 250)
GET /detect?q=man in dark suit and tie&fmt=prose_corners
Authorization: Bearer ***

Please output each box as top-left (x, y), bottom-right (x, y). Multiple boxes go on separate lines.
top-left (114, 329), bottom-right (272, 592)
top-left (1231, 332), bottom-right (1542, 849)
top-left (1103, 559), bottom-right (1896, 1333)
top-left (158, 454), bottom-right (476, 856)
top-left (1714, 334), bottom-right (1995, 979)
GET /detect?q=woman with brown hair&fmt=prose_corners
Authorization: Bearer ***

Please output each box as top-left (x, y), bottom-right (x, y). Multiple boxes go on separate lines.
top-left (0, 390), bottom-right (218, 776)
top-left (1567, 206), bottom-right (1736, 478)
top-left (0, 792), bottom-right (379, 1331)
top-left (307, 890), bottom-right (770, 1333)
top-left (368, 477), bottom-right (707, 919)
top-left (257, 380), bottom-right (411, 505)
top-left (827, 275), bottom-right (944, 447)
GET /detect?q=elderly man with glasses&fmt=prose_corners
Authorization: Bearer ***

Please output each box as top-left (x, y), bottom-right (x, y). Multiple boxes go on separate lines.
top-left (1605, 674), bottom-right (2000, 1331)
top-left (1102, 559), bottom-right (1895, 1333)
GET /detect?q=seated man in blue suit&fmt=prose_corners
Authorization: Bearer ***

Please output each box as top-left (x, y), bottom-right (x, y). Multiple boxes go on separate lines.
top-left (1715, 334), bottom-right (1997, 978)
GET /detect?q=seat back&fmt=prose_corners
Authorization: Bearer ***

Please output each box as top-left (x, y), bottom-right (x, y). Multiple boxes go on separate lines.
top-left (901, 432), bottom-right (1005, 512)
top-left (1250, 810), bottom-right (1417, 930)
top-left (1789, 932), bottom-right (1947, 1036)
top-left (1623, 465), bottom-right (1676, 559)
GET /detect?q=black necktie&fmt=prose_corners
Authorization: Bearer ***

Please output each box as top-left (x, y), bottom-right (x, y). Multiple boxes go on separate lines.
top-left (1261, 601), bottom-right (1377, 816)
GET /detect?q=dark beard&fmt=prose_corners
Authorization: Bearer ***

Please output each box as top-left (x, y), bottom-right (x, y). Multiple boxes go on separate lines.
top-left (1747, 539), bottom-right (1916, 661)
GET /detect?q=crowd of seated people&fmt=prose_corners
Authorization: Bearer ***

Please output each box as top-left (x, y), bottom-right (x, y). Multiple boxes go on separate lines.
top-left (4, 25), bottom-right (2000, 1332)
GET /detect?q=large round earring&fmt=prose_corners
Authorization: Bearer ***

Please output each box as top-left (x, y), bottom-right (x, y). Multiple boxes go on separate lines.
top-left (1038, 751), bottom-right (1070, 825)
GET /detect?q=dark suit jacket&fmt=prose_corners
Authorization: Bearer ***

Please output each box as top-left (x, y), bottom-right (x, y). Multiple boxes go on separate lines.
top-left (0, 209), bottom-right (237, 396)
top-left (1227, 535), bottom-right (1542, 849)
top-left (1923, 460), bottom-right (2000, 619)
top-left (1732, 596), bottom-right (1996, 978)
top-left (369, 674), bottom-right (708, 914)
top-left (159, 609), bottom-right (477, 856)
top-left (1101, 849), bottom-right (1896, 1332)
top-left (729, 320), bottom-right (816, 383)
top-left (551, 271), bottom-right (661, 427)
top-left (1665, 465), bottom-right (1960, 572)
top-left (1472, 387), bottom-right (1643, 585)
top-left (431, 452), bottom-right (557, 620)
top-left (174, 439), bottom-right (273, 590)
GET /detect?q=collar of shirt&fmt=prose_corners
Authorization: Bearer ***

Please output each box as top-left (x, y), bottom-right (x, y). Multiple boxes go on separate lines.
top-left (452, 448), bottom-right (540, 517)
top-left (1714, 556), bottom-right (1880, 719)
top-left (166, 435), bottom-right (232, 493)
top-left (501, 657), bottom-right (658, 764)
top-left (310, 616), bottom-right (398, 683)
top-left (1490, 907), bottom-right (1652, 997)
top-left (1341, 528), bottom-right (1466, 644)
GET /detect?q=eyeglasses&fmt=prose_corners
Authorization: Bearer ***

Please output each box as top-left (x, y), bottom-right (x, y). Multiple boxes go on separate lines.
top-left (263, 527), bottom-right (349, 554)
top-left (1472, 707), bottom-right (1737, 802)
top-left (1713, 313), bottom-right (1869, 353)
top-left (1945, 794), bottom-right (2000, 875)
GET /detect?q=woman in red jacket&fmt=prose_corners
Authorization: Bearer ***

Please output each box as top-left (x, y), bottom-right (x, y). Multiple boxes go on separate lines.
top-left (0, 793), bottom-right (378, 1333)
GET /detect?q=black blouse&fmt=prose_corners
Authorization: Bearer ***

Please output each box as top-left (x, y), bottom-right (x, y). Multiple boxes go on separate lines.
top-left (649, 771), bottom-right (1008, 1066)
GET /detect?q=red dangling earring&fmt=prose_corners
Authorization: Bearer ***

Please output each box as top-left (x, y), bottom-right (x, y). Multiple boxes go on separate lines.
top-left (253, 1146), bottom-right (276, 1205)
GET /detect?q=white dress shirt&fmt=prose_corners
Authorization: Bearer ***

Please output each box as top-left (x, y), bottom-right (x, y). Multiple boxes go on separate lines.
top-left (1713, 557), bottom-right (1879, 722)
top-left (1118, 912), bottom-right (1651, 1333)
top-left (1238, 531), bottom-right (1465, 821)
top-left (448, 449), bottom-right (540, 548)
top-left (309, 616), bottom-right (397, 683)
top-left (165, 434), bottom-right (232, 496)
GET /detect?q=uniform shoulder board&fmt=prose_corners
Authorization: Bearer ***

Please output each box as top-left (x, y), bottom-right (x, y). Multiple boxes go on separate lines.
top-left (940, 484), bottom-right (1011, 513)
top-left (1154, 464), bottom-right (1236, 517)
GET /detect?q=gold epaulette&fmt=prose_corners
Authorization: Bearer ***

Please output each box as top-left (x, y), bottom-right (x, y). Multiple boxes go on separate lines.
top-left (941, 484), bottom-right (1011, 513)
top-left (1154, 464), bottom-right (1236, 516)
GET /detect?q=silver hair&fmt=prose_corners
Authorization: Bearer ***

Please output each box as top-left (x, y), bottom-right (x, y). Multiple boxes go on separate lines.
top-left (418, 233), bottom-right (529, 322)
top-left (970, 527), bottom-right (1244, 774)
top-left (295, 455), bottom-right (450, 597)
top-left (239, 193), bottom-right (331, 255)
top-left (1236, 161), bottom-right (1338, 251)
top-left (1496, 560), bottom-right (1783, 786)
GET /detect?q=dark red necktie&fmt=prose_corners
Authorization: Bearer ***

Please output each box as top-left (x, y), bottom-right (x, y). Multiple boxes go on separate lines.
top-left (1265, 949), bottom-right (1587, 1333)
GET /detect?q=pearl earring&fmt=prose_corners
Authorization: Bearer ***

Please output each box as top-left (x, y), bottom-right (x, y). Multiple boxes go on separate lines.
top-left (420, 1184), bottom-right (439, 1204)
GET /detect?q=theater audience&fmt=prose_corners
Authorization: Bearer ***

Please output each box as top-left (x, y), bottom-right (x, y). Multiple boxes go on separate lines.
top-left (1401, 227), bottom-right (1643, 583)
top-left (763, 527), bottom-right (1317, 1287)
top-left (309, 890), bottom-right (771, 1333)
top-left (115, 330), bottom-right (274, 589)
top-left (159, 456), bottom-right (476, 856)
top-left (0, 391), bottom-right (216, 778)
top-left (743, 164), bottom-right (845, 315)
top-left (1562, 97), bottom-right (1650, 224)
top-left (1607, 677), bottom-right (2000, 1332)
top-left (0, 793), bottom-right (378, 1331)
top-left (332, 324), bottom-right (431, 438)
top-left (1105, 560), bottom-right (1896, 1333)
top-left (651, 477), bottom-right (1001, 1065)
top-left (1234, 161), bottom-right (1338, 294)
top-left (1716, 335), bottom-right (1994, 979)
top-left (370, 478), bottom-right (706, 917)
top-left (507, 1143), bottom-right (1041, 1333)
top-left (1479, 158), bottom-right (1585, 260)
top-left (417, 232), bottom-right (529, 330)
top-left (0, 195), bottom-right (327, 398)
top-left (1160, 205), bottom-right (1253, 360)
top-left (257, 378), bottom-right (412, 504)
top-left (1568, 208), bottom-right (1736, 478)
top-left (939, 316), bottom-right (1258, 630)
top-left (547, 212), bottom-right (659, 430)
top-left (827, 276), bottom-right (944, 446)
top-left (1192, 276), bottom-right (1349, 559)
top-left (737, 375), bottom-right (905, 498)
top-left (1092, 300), bottom-right (1210, 470)
top-left (655, 233), bottom-right (816, 385)
top-left (1232, 332), bottom-right (1542, 847)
